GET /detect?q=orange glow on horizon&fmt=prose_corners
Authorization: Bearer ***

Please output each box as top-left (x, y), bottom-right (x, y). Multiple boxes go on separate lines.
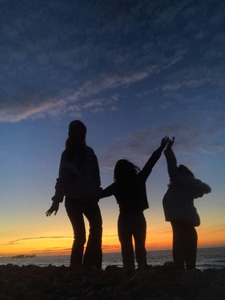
top-left (1, 227), bottom-right (225, 257)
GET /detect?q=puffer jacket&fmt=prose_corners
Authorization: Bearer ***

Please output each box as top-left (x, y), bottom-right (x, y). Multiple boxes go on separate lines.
top-left (163, 149), bottom-right (211, 226)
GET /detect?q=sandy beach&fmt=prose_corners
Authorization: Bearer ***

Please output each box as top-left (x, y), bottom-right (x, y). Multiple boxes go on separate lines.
top-left (0, 264), bottom-right (225, 300)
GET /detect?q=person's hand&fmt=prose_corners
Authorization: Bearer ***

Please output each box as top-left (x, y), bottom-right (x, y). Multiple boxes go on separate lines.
top-left (166, 137), bottom-right (175, 150)
top-left (46, 202), bottom-right (59, 216)
top-left (160, 136), bottom-right (169, 149)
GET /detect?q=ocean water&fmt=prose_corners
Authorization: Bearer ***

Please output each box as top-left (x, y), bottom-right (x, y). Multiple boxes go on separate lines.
top-left (0, 247), bottom-right (224, 270)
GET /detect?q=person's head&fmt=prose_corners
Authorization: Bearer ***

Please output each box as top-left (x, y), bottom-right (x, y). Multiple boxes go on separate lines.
top-left (66, 120), bottom-right (87, 149)
top-left (114, 159), bottom-right (140, 184)
top-left (178, 164), bottom-right (194, 177)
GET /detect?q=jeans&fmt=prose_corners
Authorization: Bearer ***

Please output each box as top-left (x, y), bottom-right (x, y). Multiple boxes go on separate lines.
top-left (65, 197), bottom-right (102, 269)
top-left (171, 220), bottom-right (197, 270)
top-left (118, 211), bottom-right (147, 270)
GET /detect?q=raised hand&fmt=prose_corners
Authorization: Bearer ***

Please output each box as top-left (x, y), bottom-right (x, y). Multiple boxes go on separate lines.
top-left (160, 136), bottom-right (169, 149)
top-left (166, 137), bottom-right (175, 150)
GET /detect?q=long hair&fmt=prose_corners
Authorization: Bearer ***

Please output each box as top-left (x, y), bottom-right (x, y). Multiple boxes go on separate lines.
top-left (114, 159), bottom-right (140, 187)
top-left (65, 120), bottom-right (87, 150)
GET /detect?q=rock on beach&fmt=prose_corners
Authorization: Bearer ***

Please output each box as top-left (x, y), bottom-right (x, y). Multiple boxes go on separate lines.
top-left (0, 264), bottom-right (224, 300)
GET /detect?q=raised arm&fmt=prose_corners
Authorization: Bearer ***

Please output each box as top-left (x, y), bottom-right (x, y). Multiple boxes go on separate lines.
top-left (163, 137), bottom-right (180, 181)
top-left (140, 136), bottom-right (169, 181)
top-left (164, 148), bottom-right (179, 181)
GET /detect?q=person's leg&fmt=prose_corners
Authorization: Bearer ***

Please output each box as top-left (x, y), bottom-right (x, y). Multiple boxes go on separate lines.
top-left (65, 199), bottom-right (86, 267)
top-left (171, 221), bottom-right (185, 270)
top-left (133, 212), bottom-right (147, 268)
top-left (82, 202), bottom-right (102, 269)
top-left (118, 213), bottom-right (135, 270)
top-left (184, 224), bottom-right (197, 270)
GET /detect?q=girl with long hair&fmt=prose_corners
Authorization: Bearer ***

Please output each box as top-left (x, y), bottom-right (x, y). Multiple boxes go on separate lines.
top-left (46, 120), bottom-right (102, 269)
top-left (100, 137), bottom-right (168, 270)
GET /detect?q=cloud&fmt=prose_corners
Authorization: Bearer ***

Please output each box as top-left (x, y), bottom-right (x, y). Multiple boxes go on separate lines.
top-left (3, 236), bottom-right (72, 246)
top-left (0, 100), bottom-right (67, 122)
top-left (1, 1), bottom-right (225, 122)
top-left (100, 118), bottom-right (225, 170)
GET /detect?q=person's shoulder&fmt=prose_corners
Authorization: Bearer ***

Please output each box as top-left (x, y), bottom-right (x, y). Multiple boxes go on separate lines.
top-left (85, 146), bottom-right (97, 156)
top-left (61, 149), bottom-right (69, 159)
top-left (86, 145), bottom-right (94, 152)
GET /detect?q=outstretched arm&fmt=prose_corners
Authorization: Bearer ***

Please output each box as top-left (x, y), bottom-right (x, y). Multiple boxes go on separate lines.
top-left (100, 184), bottom-right (115, 199)
top-left (141, 136), bottom-right (169, 181)
top-left (164, 138), bottom-right (179, 181)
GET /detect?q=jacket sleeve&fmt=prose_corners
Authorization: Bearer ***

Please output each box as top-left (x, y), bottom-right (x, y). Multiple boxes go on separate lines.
top-left (52, 151), bottom-right (72, 202)
top-left (164, 149), bottom-right (211, 198)
top-left (190, 178), bottom-right (211, 198)
top-left (140, 146), bottom-right (164, 182)
top-left (164, 148), bottom-right (179, 181)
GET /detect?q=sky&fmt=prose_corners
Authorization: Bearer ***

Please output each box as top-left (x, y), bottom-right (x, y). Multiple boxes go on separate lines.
top-left (0, 0), bottom-right (225, 257)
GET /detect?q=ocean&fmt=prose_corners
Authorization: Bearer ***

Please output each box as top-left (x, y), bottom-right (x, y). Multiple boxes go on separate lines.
top-left (0, 247), bottom-right (224, 270)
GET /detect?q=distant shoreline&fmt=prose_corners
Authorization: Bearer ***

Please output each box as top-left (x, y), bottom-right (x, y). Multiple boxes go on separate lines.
top-left (1, 245), bottom-right (224, 258)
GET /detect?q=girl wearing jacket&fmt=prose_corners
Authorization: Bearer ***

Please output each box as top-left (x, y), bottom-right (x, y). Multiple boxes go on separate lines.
top-left (163, 138), bottom-right (211, 270)
top-left (101, 137), bottom-right (169, 271)
top-left (46, 120), bottom-right (102, 269)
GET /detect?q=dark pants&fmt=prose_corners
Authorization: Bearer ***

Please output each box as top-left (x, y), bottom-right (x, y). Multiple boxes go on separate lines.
top-left (171, 220), bottom-right (198, 270)
top-left (65, 198), bottom-right (102, 269)
top-left (118, 211), bottom-right (147, 270)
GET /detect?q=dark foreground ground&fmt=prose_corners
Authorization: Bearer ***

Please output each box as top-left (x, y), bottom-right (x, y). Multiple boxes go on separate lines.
top-left (0, 264), bottom-right (225, 300)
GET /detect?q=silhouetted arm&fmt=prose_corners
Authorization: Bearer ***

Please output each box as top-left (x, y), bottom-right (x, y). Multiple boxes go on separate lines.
top-left (165, 148), bottom-right (211, 197)
top-left (164, 148), bottom-right (179, 181)
top-left (46, 152), bottom-right (70, 216)
top-left (52, 151), bottom-right (72, 203)
top-left (140, 137), bottom-right (169, 182)
top-left (100, 183), bottom-right (115, 198)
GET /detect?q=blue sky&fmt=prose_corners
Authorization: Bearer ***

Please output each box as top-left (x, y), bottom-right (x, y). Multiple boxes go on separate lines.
top-left (0, 0), bottom-right (225, 255)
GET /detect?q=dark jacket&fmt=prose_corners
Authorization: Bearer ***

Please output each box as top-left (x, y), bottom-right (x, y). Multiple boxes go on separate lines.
top-left (163, 149), bottom-right (211, 226)
top-left (53, 145), bottom-right (100, 202)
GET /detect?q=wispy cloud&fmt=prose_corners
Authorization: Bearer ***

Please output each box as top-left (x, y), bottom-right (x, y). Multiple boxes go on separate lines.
top-left (1, 1), bottom-right (224, 122)
top-left (100, 119), bottom-right (225, 170)
top-left (3, 236), bottom-right (72, 246)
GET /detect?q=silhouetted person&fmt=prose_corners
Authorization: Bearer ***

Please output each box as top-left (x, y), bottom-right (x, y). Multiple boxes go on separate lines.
top-left (163, 138), bottom-right (211, 270)
top-left (46, 120), bottom-right (102, 269)
top-left (100, 137), bottom-right (169, 271)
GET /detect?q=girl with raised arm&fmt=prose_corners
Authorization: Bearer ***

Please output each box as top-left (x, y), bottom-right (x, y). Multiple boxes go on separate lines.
top-left (101, 137), bottom-right (168, 271)
top-left (163, 138), bottom-right (211, 270)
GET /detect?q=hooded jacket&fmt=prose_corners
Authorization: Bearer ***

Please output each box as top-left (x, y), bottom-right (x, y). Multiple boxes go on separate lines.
top-left (163, 149), bottom-right (211, 226)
